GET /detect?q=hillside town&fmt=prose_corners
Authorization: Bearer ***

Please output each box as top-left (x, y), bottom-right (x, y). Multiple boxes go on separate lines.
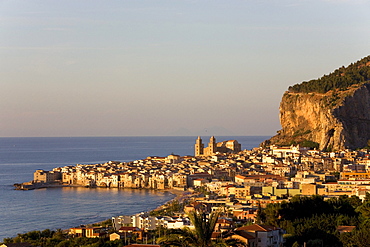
top-left (11, 136), bottom-right (370, 247)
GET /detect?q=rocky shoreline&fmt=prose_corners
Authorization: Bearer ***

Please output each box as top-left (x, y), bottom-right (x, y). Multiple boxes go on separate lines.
top-left (14, 181), bottom-right (81, 190)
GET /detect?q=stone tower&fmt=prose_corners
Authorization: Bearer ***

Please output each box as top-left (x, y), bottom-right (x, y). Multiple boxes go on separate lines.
top-left (208, 136), bottom-right (217, 155)
top-left (194, 136), bottom-right (204, 156)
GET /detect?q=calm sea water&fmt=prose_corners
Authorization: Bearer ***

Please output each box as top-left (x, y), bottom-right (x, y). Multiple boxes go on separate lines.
top-left (0, 136), bottom-right (267, 241)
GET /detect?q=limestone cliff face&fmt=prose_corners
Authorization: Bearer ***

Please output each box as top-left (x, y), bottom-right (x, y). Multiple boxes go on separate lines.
top-left (265, 83), bottom-right (370, 150)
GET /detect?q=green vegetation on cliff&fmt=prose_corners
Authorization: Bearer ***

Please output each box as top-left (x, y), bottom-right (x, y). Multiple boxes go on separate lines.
top-left (289, 55), bottom-right (370, 94)
top-left (259, 194), bottom-right (370, 247)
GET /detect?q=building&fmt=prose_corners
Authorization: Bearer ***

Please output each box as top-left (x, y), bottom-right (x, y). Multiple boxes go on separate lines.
top-left (215, 218), bottom-right (234, 232)
top-left (195, 136), bottom-right (205, 156)
top-left (337, 226), bottom-right (356, 234)
top-left (301, 183), bottom-right (317, 195)
top-left (33, 170), bottom-right (61, 183)
top-left (195, 136), bottom-right (241, 156)
top-left (108, 226), bottom-right (143, 241)
top-left (112, 213), bottom-right (190, 231)
top-left (232, 224), bottom-right (284, 247)
top-left (270, 145), bottom-right (308, 158)
top-left (69, 227), bottom-right (108, 238)
top-left (340, 171), bottom-right (370, 179)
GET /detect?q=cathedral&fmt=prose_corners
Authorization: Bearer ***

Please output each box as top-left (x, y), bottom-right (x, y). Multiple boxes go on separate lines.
top-left (194, 136), bottom-right (241, 156)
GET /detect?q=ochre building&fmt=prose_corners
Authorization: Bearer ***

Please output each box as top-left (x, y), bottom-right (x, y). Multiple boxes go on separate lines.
top-left (194, 136), bottom-right (241, 156)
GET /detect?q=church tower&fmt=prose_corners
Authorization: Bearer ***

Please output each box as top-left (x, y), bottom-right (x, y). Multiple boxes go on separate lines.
top-left (194, 136), bottom-right (204, 156)
top-left (208, 136), bottom-right (217, 155)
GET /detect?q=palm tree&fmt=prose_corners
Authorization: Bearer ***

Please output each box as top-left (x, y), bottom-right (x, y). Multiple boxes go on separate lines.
top-left (157, 209), bottom-right (223, 247)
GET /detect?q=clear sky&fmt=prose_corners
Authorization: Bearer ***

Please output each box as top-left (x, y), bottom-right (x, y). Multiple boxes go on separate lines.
top-left (1, 0), bottom-right (369, 137)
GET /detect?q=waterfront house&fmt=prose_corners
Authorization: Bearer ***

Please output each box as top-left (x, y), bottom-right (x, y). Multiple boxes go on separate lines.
top-left (33, 169), bottom-right (61, 183)
top-left (69, 226), bottom-right (108, 238)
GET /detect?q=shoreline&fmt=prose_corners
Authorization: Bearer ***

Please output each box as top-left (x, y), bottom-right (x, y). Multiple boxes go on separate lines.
top-left (3, 187), bottom-right (183, 242)
top-left (70, 189), bottom-right (191, 235)
top-left (152, 188), bottom-right (191, 211)
top-left (14, 181), bottom-right (189, 192)
top-left (14, 182), bottom-right (82, 190)
top-left (2, 136), bottom-right (262, 242)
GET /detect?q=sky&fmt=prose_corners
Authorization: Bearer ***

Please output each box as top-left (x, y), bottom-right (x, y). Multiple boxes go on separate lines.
top-left (1, 0), bottom-right (370, 137)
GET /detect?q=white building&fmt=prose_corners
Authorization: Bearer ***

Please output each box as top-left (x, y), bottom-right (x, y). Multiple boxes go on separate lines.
top-left (112, 213), bottom-right (190, 231)
top-left (232, 224), bottom-right (284, 247)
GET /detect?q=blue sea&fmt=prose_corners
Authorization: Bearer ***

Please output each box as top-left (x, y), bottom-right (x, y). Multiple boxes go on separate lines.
top-left (0, 136), bottom-right (268, 241)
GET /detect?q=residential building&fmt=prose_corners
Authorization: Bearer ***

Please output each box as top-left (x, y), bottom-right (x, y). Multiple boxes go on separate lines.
top-left (233, 224), bottom-right (284, 247)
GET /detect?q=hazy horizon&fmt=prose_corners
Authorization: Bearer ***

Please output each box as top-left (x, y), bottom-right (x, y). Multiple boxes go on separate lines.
top-left (0, 134), bottom-right (272, 138)
top-left (1, 0), bottom-right (370, 137)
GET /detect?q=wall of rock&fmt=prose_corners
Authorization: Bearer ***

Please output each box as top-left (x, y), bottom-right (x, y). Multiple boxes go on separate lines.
top-left (264, 83), bottom-right (370, 150)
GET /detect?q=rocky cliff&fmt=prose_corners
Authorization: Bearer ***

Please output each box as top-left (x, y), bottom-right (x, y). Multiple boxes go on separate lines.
top-left (264, 56), bottom-right (370, 151)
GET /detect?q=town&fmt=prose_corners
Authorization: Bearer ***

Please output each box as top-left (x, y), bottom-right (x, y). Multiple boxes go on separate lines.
top-left (8, 136), bottom-right (370, 247)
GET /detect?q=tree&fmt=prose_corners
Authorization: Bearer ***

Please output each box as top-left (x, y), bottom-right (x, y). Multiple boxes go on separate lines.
top-left (255, 202), bottom-right (265, 224)
top-left (364, 192), bottom-right (370, 202)
top-left (356, 201), bottom-right (370, 219)
top-left (53, 229), bottom-right (65, 240)
top-left (288, 55), bottom-right (370, 94)
top-left (292, 241), bottom-right (300, 247)
top-left (351, 228), bottom-right (370, 247)
top-left (157, 209), bottom-right (223, 247)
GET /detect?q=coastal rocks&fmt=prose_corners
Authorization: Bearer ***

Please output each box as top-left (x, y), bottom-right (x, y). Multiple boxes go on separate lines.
top-left (14, 181), bottom-right (65, 190)
top-left (264, 83), bottom-right (370, 150)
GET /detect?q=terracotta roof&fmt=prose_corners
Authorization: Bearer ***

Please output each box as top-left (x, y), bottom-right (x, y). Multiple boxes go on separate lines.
top-left (337, 226), bottom-right (356, 233)
top-left (211, 232), bottom-right (222, 239)
top-left (236, 224), bottom-right (279, 232)
top-left (234, 230), bottom-right (256, 239)
top-left (217, 219), bottom-right (233, 224)
top-left (119, 226), bottom-right (142, 231)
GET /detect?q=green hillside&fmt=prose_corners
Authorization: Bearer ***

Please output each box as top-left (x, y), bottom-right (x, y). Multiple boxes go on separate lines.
top-left (288, 55), bottom-right (370, 94)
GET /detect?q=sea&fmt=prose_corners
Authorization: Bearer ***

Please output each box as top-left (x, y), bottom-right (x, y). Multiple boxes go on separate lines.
top-left (0, 136), bottom-right (268, 241)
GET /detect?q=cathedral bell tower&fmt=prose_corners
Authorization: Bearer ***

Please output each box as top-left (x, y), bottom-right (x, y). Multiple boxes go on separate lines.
top-left (208, 136), bottom-right (217, 155)
top-left (195, 136), bottom-right (204, 156)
